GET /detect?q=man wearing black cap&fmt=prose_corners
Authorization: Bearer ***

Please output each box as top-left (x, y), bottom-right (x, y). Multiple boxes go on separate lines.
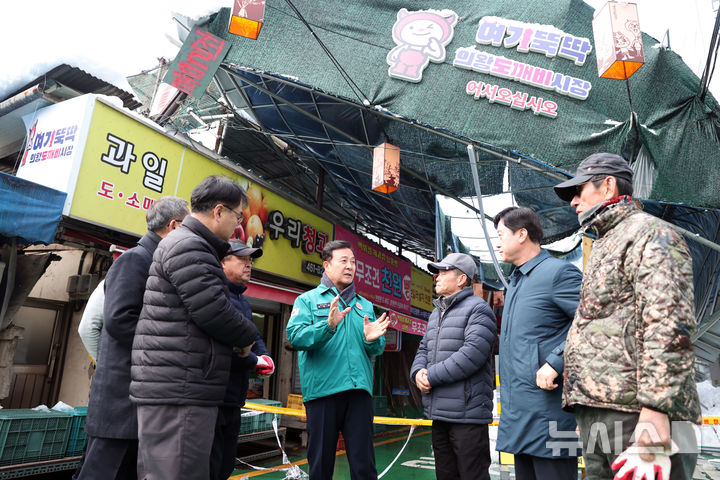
top-left (410, 253), bottom-right (497, 480)
top-left (210, 240), bottom-right (274, 480)
top-left (554, 153), bottom-right (701, 480)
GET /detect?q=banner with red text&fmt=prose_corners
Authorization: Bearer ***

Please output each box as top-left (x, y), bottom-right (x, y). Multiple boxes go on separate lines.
top-left (334, 225), bottom-right (412, 313)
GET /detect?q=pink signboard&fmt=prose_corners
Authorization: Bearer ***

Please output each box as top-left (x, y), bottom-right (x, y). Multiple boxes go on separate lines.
top-left (335, 225), bottom-right (412, 313)
top-left (388, 310), bottom-right (427, 337)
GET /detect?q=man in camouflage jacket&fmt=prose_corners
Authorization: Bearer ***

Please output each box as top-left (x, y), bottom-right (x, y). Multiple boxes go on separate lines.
top-left (554, 153), bottom-right (700, 480)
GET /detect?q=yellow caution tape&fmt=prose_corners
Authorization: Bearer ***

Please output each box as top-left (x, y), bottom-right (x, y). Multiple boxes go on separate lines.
top-left (244, 403), bottom-right (305, 417)
top-left (244, 402), bottom-right (499, 427)
top-left (246, 402), bottom-right (720, 428)
top-left (372, 416), bottom-right (432, 426)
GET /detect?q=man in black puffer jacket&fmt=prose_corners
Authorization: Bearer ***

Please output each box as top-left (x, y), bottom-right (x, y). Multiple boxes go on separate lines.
top-left (411, 253), bottom-right (497, 480)
top-left (79, 196), bottom-right (189, 480)
top-left (130, 175), bottom-right (257, 480)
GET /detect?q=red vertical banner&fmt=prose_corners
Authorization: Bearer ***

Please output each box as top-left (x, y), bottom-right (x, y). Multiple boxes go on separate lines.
top-left (334, 225), bottom-right (412, 313)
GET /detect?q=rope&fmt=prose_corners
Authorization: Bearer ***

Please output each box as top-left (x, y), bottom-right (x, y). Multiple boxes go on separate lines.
top-left (234, 413), bottom-right (308, 479)
top-left (378, 425), bottom-right (415, 479)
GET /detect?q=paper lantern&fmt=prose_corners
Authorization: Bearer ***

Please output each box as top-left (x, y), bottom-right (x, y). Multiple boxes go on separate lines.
top-left (372, 143), bottom-right (400, 193)
top-left (592, 1), bottom-right (645, 79)
top-left (228, 0), bottom-right (266, 40)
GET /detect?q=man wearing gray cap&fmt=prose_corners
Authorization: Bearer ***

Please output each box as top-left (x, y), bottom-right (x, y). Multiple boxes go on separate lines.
top-left (210, 240), bottom-right (274, 480)
top-left (554, 153), bottom-right (701, 480)
top-left (410, 253), bottom-right (497, 480)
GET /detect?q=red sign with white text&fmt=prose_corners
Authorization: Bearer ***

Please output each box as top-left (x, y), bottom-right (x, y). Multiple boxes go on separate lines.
top-left (335, 225), bottom-right (412, 313)
top-left (388, 310), bottom-right (427, 336)
top-left (163, 28), bottom-right (230, 99)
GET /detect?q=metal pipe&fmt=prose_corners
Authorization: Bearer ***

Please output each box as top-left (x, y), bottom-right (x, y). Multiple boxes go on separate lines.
top-left (467, 145), bottom-right (509, 289)
top-left (0, 81), bottom-right (59, 116)
top-left (223, 65), bottom-right (570, 181)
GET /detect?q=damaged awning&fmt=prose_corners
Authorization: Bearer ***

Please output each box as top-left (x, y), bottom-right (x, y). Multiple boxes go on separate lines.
top-left (0, 171), bottom-right (66, 245)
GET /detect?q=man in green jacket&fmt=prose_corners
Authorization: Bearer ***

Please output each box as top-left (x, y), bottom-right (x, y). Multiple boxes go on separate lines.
top-left (287, 240), bottom-right (389, 480)
top-left (554, 153), bottom-right (701, 480)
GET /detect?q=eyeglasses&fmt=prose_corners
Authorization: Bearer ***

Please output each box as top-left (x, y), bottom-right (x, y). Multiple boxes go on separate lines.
top-left (222, 204), bottom-right (245, 223)
top-left (236, 256), bottom-right (255, 265)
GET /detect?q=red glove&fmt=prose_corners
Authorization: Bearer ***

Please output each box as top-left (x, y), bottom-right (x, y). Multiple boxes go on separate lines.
top-left (255, 355), bottom-right (275, 378)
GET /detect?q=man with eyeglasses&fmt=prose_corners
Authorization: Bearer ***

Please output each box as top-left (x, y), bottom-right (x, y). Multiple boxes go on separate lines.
top-left (130, 175), bottom-right (258, 480)
top-left (78, 196), bottom-right (189, 480)
top-left (223, 203), bottom-right (245, 223)
top-left (210, 240), bottom-right (274, 480)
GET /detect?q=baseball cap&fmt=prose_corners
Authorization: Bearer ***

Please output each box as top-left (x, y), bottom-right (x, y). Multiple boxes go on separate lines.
top-left (553, 152), bottom-right (633, 202)
top-left (428, 253), bottom-right (478, 280)
top-left (228, 240), bottom-right (263, 259)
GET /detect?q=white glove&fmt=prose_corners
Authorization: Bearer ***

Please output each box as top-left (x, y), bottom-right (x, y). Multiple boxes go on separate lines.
top-left (611, 444), bottom-right (671, 480)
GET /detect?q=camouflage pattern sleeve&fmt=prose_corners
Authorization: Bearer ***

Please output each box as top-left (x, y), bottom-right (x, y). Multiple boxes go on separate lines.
top-left (633, 223), bottom-right (701, 423)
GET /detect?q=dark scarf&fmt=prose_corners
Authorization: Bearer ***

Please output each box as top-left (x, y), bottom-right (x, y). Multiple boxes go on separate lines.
top-left (579, 195), bottom-right (635, 239)
top-left (321, 272), bottom-right (356, 307)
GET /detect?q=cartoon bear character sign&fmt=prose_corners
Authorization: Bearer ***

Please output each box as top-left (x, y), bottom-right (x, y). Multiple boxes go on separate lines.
top-left (387, 8), bottom-right (458, 83)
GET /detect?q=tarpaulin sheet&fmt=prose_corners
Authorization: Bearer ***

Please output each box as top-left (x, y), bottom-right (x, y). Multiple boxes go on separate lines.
top-left (0, 171), bottom-right (66, 245)
top-left (210, 0), bottom-right (720, 209)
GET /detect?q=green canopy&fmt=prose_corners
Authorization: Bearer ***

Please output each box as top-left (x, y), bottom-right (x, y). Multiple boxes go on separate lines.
top-left (210, 0), bottom-right (720, 209)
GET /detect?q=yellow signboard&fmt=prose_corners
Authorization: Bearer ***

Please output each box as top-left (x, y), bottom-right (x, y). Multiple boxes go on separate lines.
top-left (70, 97), bottom-right (332, 285)
top-left (411, 266), bottom-right (434, 313)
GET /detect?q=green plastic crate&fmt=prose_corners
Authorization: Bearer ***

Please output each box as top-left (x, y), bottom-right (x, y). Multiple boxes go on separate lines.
top-left (0, 409), bottom-right (72, 466)
top-left (65, 407), bottom-right (88, 457)
top-left (239, 408), bottom-right (261, 434)
top-left (249, 399), bottom-right (281, 431)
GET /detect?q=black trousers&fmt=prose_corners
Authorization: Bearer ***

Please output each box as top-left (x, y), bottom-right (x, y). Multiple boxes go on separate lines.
top-left (209, 406), bottom-right (244, 480)
top-left (76, 436), bottom-right (138, 480)
top-left (431, 421), bottom-right (490, 480)
top-left (514, 453), bottom-right (577, 480)
top-left (305, 389), bottom-right (376, 480)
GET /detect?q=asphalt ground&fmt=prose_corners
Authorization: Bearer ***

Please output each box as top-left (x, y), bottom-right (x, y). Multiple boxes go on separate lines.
top-left (229, 426), bottom-right (720, 480)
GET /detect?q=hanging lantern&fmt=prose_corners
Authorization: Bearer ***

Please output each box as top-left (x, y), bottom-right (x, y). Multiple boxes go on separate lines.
top-left (228, 0), bottom-right (266, 40)
top-left (372, 143), bottom-right (400, 193)
top-left (592, 1), bottom-right (645, 79)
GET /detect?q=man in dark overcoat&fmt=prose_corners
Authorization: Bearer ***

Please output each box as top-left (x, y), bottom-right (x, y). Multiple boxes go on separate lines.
top-left (78, 196), bottom-right (189, 480)
top-left (494, 206), bottom-right (581, 480)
